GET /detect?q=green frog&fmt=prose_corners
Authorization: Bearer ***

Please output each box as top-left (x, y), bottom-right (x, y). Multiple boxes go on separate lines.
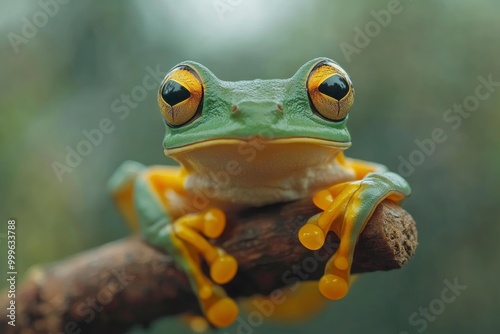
top-left (108, 57), bottom-right (411, 327)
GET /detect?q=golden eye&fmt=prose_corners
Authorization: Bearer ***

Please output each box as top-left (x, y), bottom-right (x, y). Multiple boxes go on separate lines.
top-left (158, 65), bottom-right (203, 126)
top-left (307, 61), bottom-right (354, 121)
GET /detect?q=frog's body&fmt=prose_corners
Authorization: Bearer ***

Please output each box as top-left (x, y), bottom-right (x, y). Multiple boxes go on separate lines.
top-left (108, 58), bottom-right (411, 327)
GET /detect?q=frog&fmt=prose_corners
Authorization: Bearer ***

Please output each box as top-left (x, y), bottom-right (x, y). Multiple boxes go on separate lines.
top-left (107, 57), bottom-right (411, 328)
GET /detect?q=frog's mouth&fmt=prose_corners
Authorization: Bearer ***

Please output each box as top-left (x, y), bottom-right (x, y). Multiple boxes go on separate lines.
top-left (165, 137), bottom-right (350, 155)
top-left (164, 137), bottom-right (351, 176)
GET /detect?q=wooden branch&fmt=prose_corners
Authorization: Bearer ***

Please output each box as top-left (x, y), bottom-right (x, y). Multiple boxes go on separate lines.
top-left (0, 199), bottom-right (417, 334)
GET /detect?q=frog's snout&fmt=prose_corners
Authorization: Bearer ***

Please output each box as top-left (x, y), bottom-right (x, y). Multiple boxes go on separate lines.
top-left (230, 101), bottom-right (284, 124)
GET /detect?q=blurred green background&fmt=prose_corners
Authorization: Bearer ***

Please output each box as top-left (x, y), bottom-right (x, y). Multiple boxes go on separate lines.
top-left (1, 0), bottom-right (499, 333)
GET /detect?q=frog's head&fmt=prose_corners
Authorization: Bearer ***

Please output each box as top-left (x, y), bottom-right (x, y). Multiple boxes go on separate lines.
top-left (157, 58), bottom-right (355, 175)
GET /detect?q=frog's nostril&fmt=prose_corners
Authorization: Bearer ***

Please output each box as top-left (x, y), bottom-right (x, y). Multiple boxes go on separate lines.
top-left (277, 104), bottom-right (283, 112)
top-left (231, 105), bottom-right (238, 113)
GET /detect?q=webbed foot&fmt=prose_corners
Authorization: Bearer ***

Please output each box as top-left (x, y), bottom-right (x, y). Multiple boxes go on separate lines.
top-left (298, 172), bottom-right (410, 299)
top-left (167, 209), bottom-right (239, 327)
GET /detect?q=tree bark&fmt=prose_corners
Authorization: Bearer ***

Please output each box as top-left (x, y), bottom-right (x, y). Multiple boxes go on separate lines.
top-left (0, 199), bottom-right (417, 334)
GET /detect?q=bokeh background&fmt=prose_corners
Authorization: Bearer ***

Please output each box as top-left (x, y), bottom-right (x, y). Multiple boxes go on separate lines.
top-left (1, 0), bottom-right (499, 333)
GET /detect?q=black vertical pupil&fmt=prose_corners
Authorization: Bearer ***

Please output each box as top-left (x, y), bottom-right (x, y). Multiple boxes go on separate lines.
top-left (162, 80), bottom-right (191, 106)
top-left (318, 74), bottom-right (349, 100)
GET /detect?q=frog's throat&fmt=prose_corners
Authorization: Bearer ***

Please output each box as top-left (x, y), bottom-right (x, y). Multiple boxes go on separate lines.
top-left (164, 137), bottom-right (351, 156)
top-left (163, 137), bottom-right (355, 207)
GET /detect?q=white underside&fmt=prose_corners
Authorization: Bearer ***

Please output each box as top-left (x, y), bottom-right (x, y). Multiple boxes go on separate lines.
top-left (183, 158), bottom-right (355, 207)
top-left (167, 137), bottom-right (356, 209)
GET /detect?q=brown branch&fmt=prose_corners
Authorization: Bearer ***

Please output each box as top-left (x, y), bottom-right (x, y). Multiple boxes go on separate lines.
top-left (0, 199), bottom-right (417, 334)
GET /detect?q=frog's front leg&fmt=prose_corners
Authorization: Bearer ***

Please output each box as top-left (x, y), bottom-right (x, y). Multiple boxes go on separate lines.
top-left (298, 159), bottom-right (411, 300)
top-left (130, 166), bottom-right (239, 327)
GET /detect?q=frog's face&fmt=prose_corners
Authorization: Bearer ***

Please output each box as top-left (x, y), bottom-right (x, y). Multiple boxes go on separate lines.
top-left (157, 58), bottom-right (355, 175)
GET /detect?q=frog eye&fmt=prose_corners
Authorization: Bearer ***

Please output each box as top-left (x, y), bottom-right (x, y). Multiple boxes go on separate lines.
top-left (158, 65), bottom-right (203, 127)
top-left (307, 61), bottom-right (354, 121)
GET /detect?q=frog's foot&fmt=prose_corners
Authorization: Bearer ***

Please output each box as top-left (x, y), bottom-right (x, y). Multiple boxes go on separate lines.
top-left (298, 173), bottom-right (410, 300)
top-left (107, 160), bottom-right (147, 233)
top-left (170, 209), bottom-right (239, 327)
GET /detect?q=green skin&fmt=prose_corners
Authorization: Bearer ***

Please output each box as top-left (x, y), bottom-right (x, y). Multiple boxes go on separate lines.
top-left (107, 57), bottom-right (411, 322)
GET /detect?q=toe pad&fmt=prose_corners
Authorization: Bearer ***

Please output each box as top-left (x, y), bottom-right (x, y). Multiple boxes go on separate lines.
top-left (319, 274), bottom-right (349, 300)
top-left (206, 297), bottom-right (239, 327)
top-left (298, 224), bottom-right (325, 250)
top-left (211, 255), bottom-right (238, 284)
top-left (203, 209), bottom-right (226, 238)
